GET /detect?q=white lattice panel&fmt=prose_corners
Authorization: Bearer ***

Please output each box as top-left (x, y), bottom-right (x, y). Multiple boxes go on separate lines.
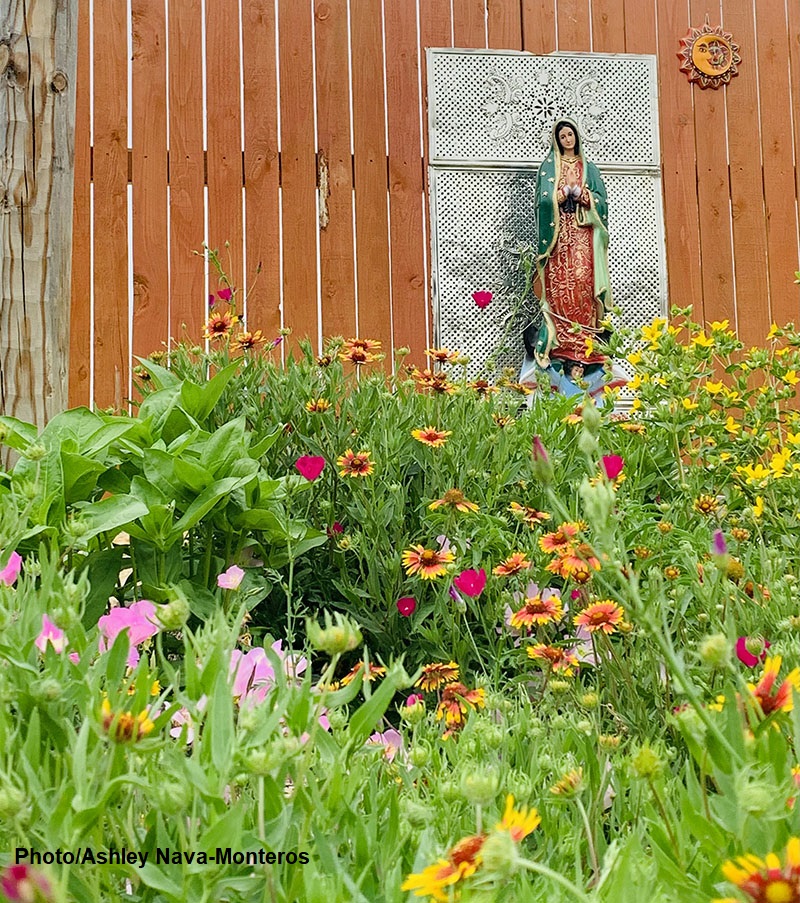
top-left (428, 50), bottom-right (667, 382)
top-left (429, 50), bottom-right (659, 168)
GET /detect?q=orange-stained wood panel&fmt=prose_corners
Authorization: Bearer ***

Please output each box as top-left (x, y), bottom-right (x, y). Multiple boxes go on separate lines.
top-left (92, 0), bottom-right (128, 410)
top-left (557, 0), bottom-right (591, 51)
top-left (755, 1), bottom-right (800, 327)
top-left (655, 0), bottom-right (702, 318)
top-left (168, 0), bottom-right (205, 346)
top-left (242, 0), bottom-right (282, 340)
top-left (350, 0), bottom-right (392, 351)
top-left (278, 0), bottom-right (319, 349)
top-left (385, 0), bottom-right (429, 366)
top-left (314, 0), bottom-right (357, 341)
top-left (591, 0), bottom-right (625, 53)
top-left (722, 0), bottom-right (770, 346)
top-left (205, 3), bottom-right (244, 303)
top-left (522, 0), bottom-right (556, 53)
top-left (689, 0), bottom-right (734, 328)
top-left (625, 0), bottom-right (657, 53)
top-left (131, 0), bottom-right (169, 363)
top-left (453, 0), bottom-right (488, 49)
top-left (487, 0), bottom-right (522, 50)
top-left (69, 0), bottom-right (91, 407)
top-left (790, 0), bottom-right (800, 229)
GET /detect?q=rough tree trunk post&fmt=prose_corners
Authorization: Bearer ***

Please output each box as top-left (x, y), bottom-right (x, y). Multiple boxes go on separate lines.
top-left (0, 0), bottom-right (78, 435)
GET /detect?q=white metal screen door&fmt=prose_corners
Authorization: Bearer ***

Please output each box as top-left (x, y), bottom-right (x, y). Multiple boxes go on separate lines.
top-left (427, 49), bottom-right (667, 380)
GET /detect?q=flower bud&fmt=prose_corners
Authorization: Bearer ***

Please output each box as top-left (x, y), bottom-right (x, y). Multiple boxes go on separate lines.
top-left (581, 399), bottom-right (602, 436)
top-left (326, 707), bottom-right (349, 731)
top-left (154, 780), bottom-right (191, 814)
top-left (440, 780), bottom-right (460, 803)
top-left (31, 678), bottom-right (62, 703)
top-left (580, 691), bottom-right (599, 709)
top-left (0, 785), bottom-right (27, 820)
top-left (598, 734), bottom-right (622, 751)
top-left (531, 436), bottom-right (554, 483)
top-left (306, 611), bottom-right (362, 656)
top-left (243, 747), bottom-right (277, 775)
top-left (156, 594), bottom-right (190, 630)
top-left (401, 698), bottom-right (426, 725)
top-left (480, 828), bottom-right (520, 879)
top-left (698, 633), bottom-right (731, 669)
top-left (408, 741), bottom-right (431, 768)
top-left (398, 798), bottom-right (432, 826)
top-left (577, 428), bottom-right (598, 457)
top-left (461, 767), bottom-right (500, 806)
top-left (24, 444), bottom-right (47, 461)
top-left (631, 744), bottom-right (663, 779)
top-left (507, 770), bottom-right (533, 800)
top-left (549, 679), bottom-right (570, 694)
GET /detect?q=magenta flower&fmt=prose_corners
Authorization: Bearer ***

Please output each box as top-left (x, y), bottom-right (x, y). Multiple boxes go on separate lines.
top-left (736, 635), bottom-right (770, 668)
top-left (601, 455), bottom-right (624, 481)
top-left (453, 568), bottom-right (487, 598)
top-left (208, 293), bottom-right (216, 309)
top-left (0, 864), bottom-right (53, 903)
top-left (98, 600), bottom-right (161, 668)
top-left (217, 565), bottom-right (245, 590)
top-left (711, 529), bottom-right (728, 557)
top-left (0, 550), bottom-right (22, 586)
top-left (217, 287), bottom-right (233, 302)
top-left (472, 290), bottom-right (493, 309)
top-left (397, 596), bottom-right (416, 617)
top-left (406, 693), bottom-right (424, 707)
top-left (35, 615), bottom-right (67, 654)
top-left (295, 455), bottom-right (326, 481)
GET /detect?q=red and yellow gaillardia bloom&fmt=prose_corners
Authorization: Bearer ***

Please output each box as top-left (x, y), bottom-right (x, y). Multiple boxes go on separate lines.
top-left (340, 661), bottom-right (387, 686)
top-left (539, 522), bottom-right (580, 554)
top-left (508, 502), bottom-right (551, 528)
top-left (495, 794), bottom-right (541, 842)
top-left (101, 699), bottom-right (155, 743)
top-left (716, 837), bottom-right (800, 903)
top-left (232, 329), bottom-right (267, 351)
top-left (425, 347), bottom-right (459, 364)
top-left (305, 398), bottom-right (331, 413)
top-left (415, 661), bottom-right (459, 691)
top-left (401, 834), bottom-right (486, 901)
top-left (411, 426), bottom-right (452, 447)
top-left (748, 656), bottom-right (800, 717)
top-left (429, 489), bottom-right (479, 514)
top-left (413, 368), bottom-right (458, 394)
top-left (573, 600), bottom-right (625, 635)
top-left (203, 310), bottom-right (238, 340)
top-left (336, 449), bottom-right (374, 478)
top-left (527, 644), bottom-right (579, 676)
top-left (492, 552), bottom-right (532, 577)
top-left (509, 594), bottom-right (564, 630)
top-left (402, 546), bottom-right (455, 580)
top-left (435, 682), bottom-right (486, 728)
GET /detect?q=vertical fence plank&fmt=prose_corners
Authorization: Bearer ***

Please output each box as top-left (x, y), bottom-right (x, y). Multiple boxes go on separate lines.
top-left (278, 0), bottom-right (319, 348)
top-left (655, 0), bottom-right (702, 320)
top-left (131, 0), bottom-right (169, 363)
top-left (350, 0), bottom-right (392, 351)
top-left (722, 0), bottom-right (770, 345)
top-left (386, 0), bottom-right (427, 365)
top-left (689, 0), bottom-right (734, 328)
top-left (592, 0), bottom-right (626, 53)
top-left (453, 0), bottom-right (487, 49)
top-left (205, 2), bottom-right (244, 302)
top-left (755, 1), bottom-right (800, 327)
top-left (242, 0), bottom-right (282, 340)
top-left (70, 0), bottom-right (92, 406)
top-left (168, 0), bottom-right (205, 346)
top-left (92, 0), bottom-right (128, 409)
top-left (487, 0), bottom-right (522, 49)
top-left (522, 0), bottom-right (556, 53)
top-left (625, 0), bottom-right (657, 53)
top-left (790, 0), bottom-right (800, 234)
top-left (314, 0), bottom-right (357, 341)
top-left (557, 0), bottom-right (591, 50)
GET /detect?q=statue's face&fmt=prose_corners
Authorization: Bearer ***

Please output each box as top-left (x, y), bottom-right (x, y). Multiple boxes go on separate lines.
top-left (558, 126), bottom-right (576, 152)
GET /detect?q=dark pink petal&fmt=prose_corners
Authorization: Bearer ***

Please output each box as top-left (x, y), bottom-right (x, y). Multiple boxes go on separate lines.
top-left (712, 529), bottom-right (728, 557)
top-left (0, 550), bottom-right (22, 585)
top-left (453, 568), bottom-right (487, 598)
top-left (295, 455), bottom-right (326, 481)
top-left (472, 290), bottom-right (493, 309)
top-left (601, 455), bottom-right (624, 481)
top-left (736, 635), bottom-right (770, 668)
top-left (217, 287), bottom-right (233, 301)
top-left (397, 596), bottom-right (416, 617)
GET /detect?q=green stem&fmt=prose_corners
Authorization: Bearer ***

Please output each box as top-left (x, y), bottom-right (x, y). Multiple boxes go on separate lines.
top-left (575, 796), bottom-right (599, 883)
top-left (517, 858), bottom-right (592, 902)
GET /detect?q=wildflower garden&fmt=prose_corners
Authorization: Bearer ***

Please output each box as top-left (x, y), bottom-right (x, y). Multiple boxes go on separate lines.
top-left (6, 281), bottom-right (800, 902)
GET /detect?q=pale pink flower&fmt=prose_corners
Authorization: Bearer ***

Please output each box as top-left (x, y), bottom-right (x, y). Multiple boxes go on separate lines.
top-left (230, 641), bottom-right (307, 707)
top-left (367, 728), bottom-right (404, 762)
top-left (0, 551), bottom-right (22, 586)
top-left (98, 600), bottom-right (161, 668)
top-left (35, 615), bottom-right (67, 654)
top-left (217, 565), bottom-right (245, 590)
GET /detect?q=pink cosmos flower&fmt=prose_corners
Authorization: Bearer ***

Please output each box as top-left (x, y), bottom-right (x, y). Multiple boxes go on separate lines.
top-left (295, 455), bottom-right (326, 481)
top-left (230, 641), bottom-right (307, 707)
top-left (0, 864), bottom-right (53, 902)
top-left (367, 728), bottom-right (404, 762)
top-left (35, 615), bottom-right (67, 654)
top-left (736, 635), bottom-right (770, 668)
top-left (217, 565), bottom-right (245, 590)
top-left (0, 551), bottom-right (22, 586)
top-left (601, 455), bottom-right (624, 481)
top-left (453, 568), bottom-right (487, 598)
top-left (98, 600), bottom-right (161, 668)
top-left (472, 290), bottom-right (493, 309)
top-left (397, 596), bottom-right (416, 617)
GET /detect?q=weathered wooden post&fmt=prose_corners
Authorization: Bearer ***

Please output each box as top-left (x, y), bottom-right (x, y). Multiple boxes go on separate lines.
top-left (1, 0), bottom-right (78, 429)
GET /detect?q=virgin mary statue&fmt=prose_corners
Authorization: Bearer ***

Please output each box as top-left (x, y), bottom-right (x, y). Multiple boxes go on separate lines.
top-left (520, 118), bottom-right (625, 398)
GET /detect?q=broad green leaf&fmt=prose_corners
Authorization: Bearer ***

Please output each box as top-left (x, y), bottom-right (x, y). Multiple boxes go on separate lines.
top-left (73, 494), bottom-right (149, 542)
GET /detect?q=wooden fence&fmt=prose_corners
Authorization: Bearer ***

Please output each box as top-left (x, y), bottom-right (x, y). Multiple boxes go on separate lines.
top-left (69, 0), bottom-right (800, 408)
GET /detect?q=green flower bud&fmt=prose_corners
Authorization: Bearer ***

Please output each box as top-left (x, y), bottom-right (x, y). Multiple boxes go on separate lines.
top-left (326, 707), bottom-right (349, 731)
top-left (24, 444), bottom-right (47, 462)
top-left (0, 785), bottom-right (27, 820)
top-left (460, 767), bottom-right (499, 806)
top-left (576, 719), bottom-right (593, 735)
top-left (698, 633), bottom-right (731, 669)
top-left (244, 748), bottom-right (276, 775)
top-left (398, 798), bottom-right (432, 826)
top-left (306, 611), bottom-right (362, 656)
top-left (408, 742), bottom-right (431, 768)
top-left (156, 594), bottom-right (191, 631)
top-left (440, 780), bottom-right (460, 803)
top-left (577, 427), bottom-right (598, 456)
top-left (507, 770), bottom-right (534, 801)
top-left (549, 680), bottom-right (570, 694)
top-left (580, 692), bottom-right (599, 709)
top-left (31, 678), bottom-right (62, 703)
top-left (581, 399), bottom-right (602, 436)
top-left (154, 780), bottom-right (191, 814)
top-left (631, 744), bottom-right (663, 779)
top-left (480, 828), bottom-right (520, 879)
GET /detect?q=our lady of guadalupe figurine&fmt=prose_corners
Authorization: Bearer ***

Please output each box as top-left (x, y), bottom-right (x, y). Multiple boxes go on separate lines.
top-left (520, 118), bottom-right (627, 398)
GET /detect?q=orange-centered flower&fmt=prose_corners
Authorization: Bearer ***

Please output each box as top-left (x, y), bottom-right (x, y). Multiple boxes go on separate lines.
top-left (573, 600), bottom-right (625, 635)
top-left (748, 656), bottom-right (800, 716)
top-left (401, 834), bottom-right (486, 901)
top-left (527, 644), bottom-right (579, 676)
top-left (425, 347), bottom-right (459, 364)
top-left (435, 682), bottom-right (486, 727)
top-left (492, 552), bottom-right (532, 577)
top-left (402, 546), bottom-right (455, 580)
top-left (101, 699), bottom-right (155, 743)
top-left (509, 502), bottom-right (551, 528)
top-left (203, 309), bottom-right (238, 340)
top-left (336, 449), bottom-right (374, 477)
top-left (411, 426), bottom-right (452, 447)
top-left (510, 594), bottom-right (564, 629)
top-left (539, 523), bottom-right (580, 554)
top-left (495, 794), bottom-right (541, 843)
top-left (233, 329), bottom-right (267, 351)
top-left (719, 837), bottom-right (800, 903)
top-left (415, 661), bottom-right (459, 691)
top-left (305, 398), bottom-right (331, 413)
top-left (340, 661), bottom-right (387, 686)
top-left (429, 489), bottom-right (479, 513)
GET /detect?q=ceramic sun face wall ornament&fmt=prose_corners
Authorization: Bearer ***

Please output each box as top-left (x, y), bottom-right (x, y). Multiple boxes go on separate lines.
top-left (678, 17), bottom-right (741, 89)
